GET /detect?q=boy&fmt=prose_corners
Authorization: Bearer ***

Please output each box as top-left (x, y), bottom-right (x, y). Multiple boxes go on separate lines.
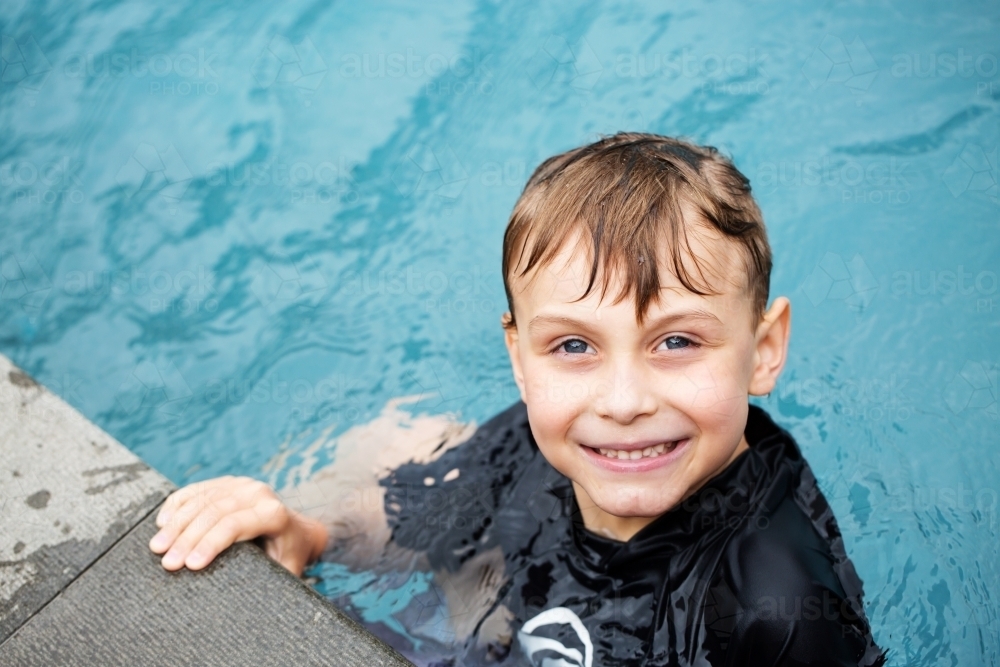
top-left (150, 133), bottom-right (885, 666)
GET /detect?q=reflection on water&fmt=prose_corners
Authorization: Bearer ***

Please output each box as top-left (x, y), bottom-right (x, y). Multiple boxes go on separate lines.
top-left (1, 0), bottom-right (998, 664)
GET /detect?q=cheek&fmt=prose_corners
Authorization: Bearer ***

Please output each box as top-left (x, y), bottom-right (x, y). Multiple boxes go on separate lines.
top-left (524, 399), bottom-right (577, 475)
top-left (521, 361), bottom-right (592, 457)
top-left (521, 357), bottom-right (597, 412)
top-left (665, 355), bottom-right (748, 421)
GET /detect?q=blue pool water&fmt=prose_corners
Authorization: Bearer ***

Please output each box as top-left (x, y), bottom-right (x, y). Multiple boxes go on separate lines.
top-left (2, 0), bottom-right (998, 663)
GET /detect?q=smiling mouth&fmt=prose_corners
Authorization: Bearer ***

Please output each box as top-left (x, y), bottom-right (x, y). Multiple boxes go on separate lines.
top-left (590, 441), bottom-right (683, 461)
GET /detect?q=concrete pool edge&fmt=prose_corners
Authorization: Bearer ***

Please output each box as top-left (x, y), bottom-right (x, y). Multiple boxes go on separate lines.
top-left (0, 353), bottom-right (413, 666)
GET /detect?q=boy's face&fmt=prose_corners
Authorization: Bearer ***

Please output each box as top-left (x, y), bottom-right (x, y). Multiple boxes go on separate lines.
top-left (503, 221), bottom-right (789, 540)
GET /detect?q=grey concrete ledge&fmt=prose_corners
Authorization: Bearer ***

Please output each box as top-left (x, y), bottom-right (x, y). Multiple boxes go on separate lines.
top-left (0, 354), bottom-right (412, 666)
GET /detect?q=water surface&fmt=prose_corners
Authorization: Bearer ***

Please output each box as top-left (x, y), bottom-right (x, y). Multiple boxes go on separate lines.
top-left (1, 1), bottom-right (998, 664)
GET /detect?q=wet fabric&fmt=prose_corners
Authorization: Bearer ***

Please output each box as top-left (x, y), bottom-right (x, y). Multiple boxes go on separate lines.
top-left (380, 402), bottom-right (886, 666)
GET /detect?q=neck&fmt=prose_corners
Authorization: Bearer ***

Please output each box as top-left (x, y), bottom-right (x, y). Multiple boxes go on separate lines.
top-left (573, 434), bottom-right (751, 542)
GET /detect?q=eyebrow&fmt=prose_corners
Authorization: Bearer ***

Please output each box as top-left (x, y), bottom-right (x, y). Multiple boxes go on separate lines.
top-left (527, 309), bottom-right (723, 333)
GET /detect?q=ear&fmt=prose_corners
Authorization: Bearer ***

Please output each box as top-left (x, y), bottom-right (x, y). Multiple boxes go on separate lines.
top-left (749, 297), bottom-right (791, 396)
top-left (501, 312), bottom-right (527, 403)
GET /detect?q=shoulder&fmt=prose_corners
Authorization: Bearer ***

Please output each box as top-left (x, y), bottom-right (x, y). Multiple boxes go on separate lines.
top-left (712, 472), bottom-right (884, 666)
top-left (380, 402), bottom-right (548, 569)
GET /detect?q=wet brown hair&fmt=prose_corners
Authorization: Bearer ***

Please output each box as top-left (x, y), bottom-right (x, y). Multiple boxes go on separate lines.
top-left (501, 132), bottom-right (771, 329)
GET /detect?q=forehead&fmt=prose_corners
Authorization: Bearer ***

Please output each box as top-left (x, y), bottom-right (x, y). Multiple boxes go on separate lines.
top-left (510, 219), bottom-right (749, 323)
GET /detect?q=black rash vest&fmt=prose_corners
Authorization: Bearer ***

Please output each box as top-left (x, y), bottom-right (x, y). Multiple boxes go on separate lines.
top-left (379, 402), bottom-right (887, 667)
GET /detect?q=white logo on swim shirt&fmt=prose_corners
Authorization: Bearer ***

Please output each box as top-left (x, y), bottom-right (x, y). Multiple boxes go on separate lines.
top-left (518, 607), bottom-right (593, 667)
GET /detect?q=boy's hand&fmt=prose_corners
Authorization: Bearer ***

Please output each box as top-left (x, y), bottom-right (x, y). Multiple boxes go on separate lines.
top-left (148, 476), bottom-right (328, 577)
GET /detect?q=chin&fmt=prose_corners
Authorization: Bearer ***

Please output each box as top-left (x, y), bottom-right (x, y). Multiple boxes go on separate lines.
top-left (592, 485), bottom-right (683, 518)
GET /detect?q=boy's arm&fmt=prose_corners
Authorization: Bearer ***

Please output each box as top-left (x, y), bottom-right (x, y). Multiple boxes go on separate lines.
top-left (148, 475), bottom-right (329, 577)
top-left (148, 406), bottom-right (474, 576)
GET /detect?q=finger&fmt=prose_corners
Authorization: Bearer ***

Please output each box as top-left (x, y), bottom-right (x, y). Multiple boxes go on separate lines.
top-left (276, 516), bottom-right (325, 577)
top-left (150, 478), bottom-right (271, 554)
top-left (262, 525), bottom-right (308, 577)
top-left (153, 492), bottom-right (240, 562)
top-left (185, 501), bottom-right (289, 571)
top-left (275, 549), bottom-right (307, 578)
top-left (159, 499), bottom-right (237, 570)
top-left (156, 476), bottom-right (233, 527)
top-left (151, 491), bottom-right (219, 553)
top-left (156, 481), bottom-right (214, 527)
top-left (161, 493), bottom-right (286, 569)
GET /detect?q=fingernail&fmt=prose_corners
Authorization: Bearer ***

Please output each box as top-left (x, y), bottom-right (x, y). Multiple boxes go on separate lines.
top-left (157, 512), bottom-right (171, 527)
top-left (150, 532), bottom-right (168, 551)
top-left (163, 548), bottom-right (182, 568)
top-left (187, 551), bottom-right (206, 568)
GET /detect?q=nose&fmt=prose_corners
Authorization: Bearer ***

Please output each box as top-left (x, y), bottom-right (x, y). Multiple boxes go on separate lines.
top-left (593, 360), bottom-right (657, 425)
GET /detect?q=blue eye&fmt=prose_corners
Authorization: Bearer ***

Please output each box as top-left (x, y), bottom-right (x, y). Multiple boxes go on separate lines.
top-left (561, 339), bottom-right (590, 354)
top-left (661, 335), bottom-right (691, 350)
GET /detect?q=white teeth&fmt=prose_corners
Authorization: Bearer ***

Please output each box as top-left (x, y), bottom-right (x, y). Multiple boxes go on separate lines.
top-left (593, 441), bottom-right (681, 460)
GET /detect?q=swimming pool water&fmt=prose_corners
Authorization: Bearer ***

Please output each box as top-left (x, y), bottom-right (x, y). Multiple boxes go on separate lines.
top-left (1, 0), bottom-right (998, 663)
